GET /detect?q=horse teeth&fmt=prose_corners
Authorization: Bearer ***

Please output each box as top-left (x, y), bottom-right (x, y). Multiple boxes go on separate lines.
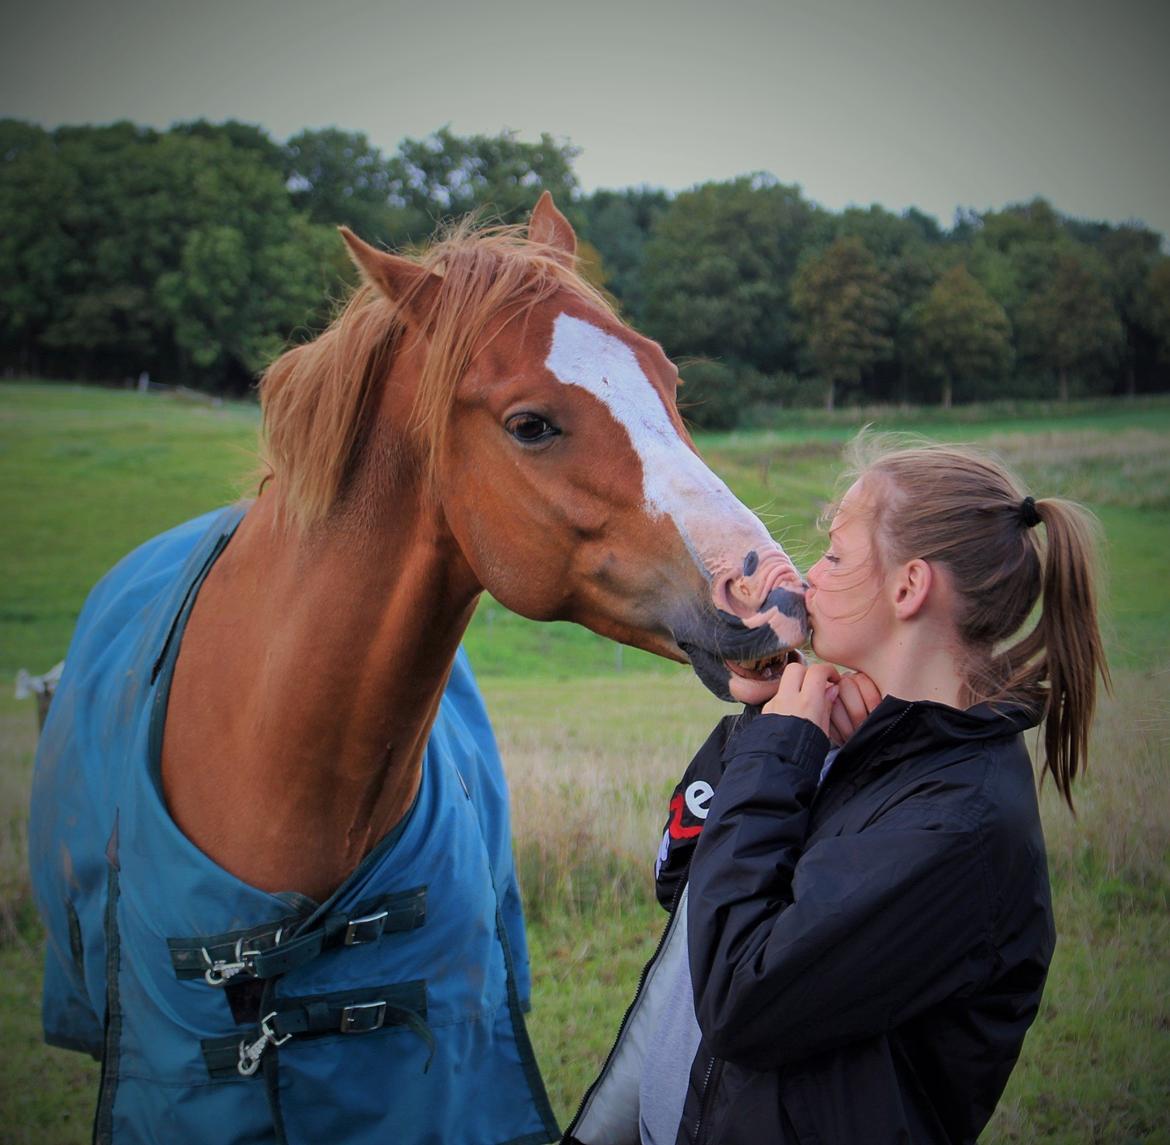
top-left (736, 653), bottom-right (785, 677)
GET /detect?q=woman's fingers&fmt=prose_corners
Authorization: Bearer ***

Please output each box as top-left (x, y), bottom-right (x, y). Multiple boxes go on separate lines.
top-left (803, 661), bottom-right (841, 690)
top-left (764, 661), bottom-right (840, 736)
top-left (828, 672), bottom-right (884, 746)
top-left (776, 659), bottom-right (806, 699)
top-left (828, 700), bottom-right (853, 746)
top-left (836, 676), bottom-right (869, 730)
top-left (852, 671), bottom-right (883, 713)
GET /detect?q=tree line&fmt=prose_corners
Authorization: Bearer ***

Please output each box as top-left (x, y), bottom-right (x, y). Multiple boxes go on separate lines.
top-left (2, 118), bottom-right (1168, 425)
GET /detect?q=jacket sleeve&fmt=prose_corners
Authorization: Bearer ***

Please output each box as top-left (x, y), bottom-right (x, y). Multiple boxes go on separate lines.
top-left (654, 709), bottom-right (759, 910)
top-left (687, 714), bottom-right (996, 1071)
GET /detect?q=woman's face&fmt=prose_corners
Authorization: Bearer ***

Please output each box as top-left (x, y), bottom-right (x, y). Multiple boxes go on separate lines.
top-left (804, 481), bottom-right (897, 673)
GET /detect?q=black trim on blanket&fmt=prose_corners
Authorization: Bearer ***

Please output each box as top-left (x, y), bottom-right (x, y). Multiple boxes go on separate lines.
top-left (93, 819), bottom-right (122, 1145)
top-left (146, 510), bottom-right (245, 788)
top-left (496, 906), bottom-right (561, 1144)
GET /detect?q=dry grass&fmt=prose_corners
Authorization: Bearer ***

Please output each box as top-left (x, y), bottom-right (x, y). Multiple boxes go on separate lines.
top-left (1039, 666), bottom-right (1170, 889)
top-left (0, 697), bottom-right (38, 944)
top-left (485, 673), bottom-right (724, 921)
top-left (983, 428), bottom-right (1170, 510)
top-left (489, 666), bottom-right (1170, 919)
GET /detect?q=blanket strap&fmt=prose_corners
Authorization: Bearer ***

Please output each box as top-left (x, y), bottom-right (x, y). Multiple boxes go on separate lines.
top-left (167, 886), bottom-right (427, 985)
top-left (201, 979), bottom-right (432, 1080)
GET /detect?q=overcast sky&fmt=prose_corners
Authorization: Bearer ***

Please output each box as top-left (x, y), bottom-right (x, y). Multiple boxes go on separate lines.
top-left (3, 0), bottom-right (1168, 238)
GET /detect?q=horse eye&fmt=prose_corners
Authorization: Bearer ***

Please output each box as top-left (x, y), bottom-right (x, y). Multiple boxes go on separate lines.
top-left (505, 413), bottom-right (561, 445)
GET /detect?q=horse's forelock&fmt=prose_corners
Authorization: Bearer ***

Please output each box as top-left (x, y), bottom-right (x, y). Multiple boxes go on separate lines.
top-left (260, 220), bottom-right (616, 527)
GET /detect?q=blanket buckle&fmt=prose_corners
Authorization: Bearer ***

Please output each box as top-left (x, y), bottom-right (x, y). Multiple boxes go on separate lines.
top-left (341, 1000), bottom-right (387, 1033)
top-left (344, 909), bottom-right (389, 946)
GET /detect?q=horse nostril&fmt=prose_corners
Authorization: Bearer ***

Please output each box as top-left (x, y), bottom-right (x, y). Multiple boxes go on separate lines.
top-left (743, 550), bottom-right (758, 577)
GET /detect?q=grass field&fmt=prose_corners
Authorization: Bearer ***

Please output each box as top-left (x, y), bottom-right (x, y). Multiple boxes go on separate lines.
top-left (1, 380), bottom-right (1168, 1142)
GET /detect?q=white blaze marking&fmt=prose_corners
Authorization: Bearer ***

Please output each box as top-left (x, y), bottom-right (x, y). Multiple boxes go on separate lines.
top-left (544, 313), bottom-right (770, 567)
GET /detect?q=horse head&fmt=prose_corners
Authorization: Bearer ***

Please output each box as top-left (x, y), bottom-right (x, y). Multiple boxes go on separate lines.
top-left (293, 194), bottom-right (807, 706)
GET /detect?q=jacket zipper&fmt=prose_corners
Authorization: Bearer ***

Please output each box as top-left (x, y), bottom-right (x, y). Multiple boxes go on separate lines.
top-left (815, 701), bottom-right (919, 821)
top-left (692, 1055), bottom-right (722, 1144)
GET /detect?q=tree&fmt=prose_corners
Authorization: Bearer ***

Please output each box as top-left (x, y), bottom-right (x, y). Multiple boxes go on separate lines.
top-left (960, 198), bottom-right (1075, 324)
top-left (790, 236), bottom-right (897, 410)
top-left (907, 266), bottom-right (1013, 407)
top-left (30, 122), bottom-right (169, 379)
top-left (385, 127), bottom-right (580, 236)
top-left (578, 186), bottom-right (670, 319)
top-left (1081, 223), bottom-right (1163, 395)
top-left (832, 205), bottom-right (948, 401)
top-left (1141, 257), bottom-right (1170, 366)
top-left (1016, 251), bottom-right (1123, 399)
top-left (149, 140), bottom-right (343, 386)
top-left (676, 360), bottom-right (741, 430)
top-left (284, 127), bottom-right (398, 239)
top-left (157, 215), bottom-right (340, 382)
top-left (171, 119), bottom-right (287, 174)
top-left (0, 121), bottom-right (78, 374)
top-left (0, 122), bottom-right (341, 389)
top-left (641, 175), bottom-right (822, 374)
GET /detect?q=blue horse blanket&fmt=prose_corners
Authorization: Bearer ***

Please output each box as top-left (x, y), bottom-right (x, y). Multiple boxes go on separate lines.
top-left (29, 507), bottom-right (559, 1145)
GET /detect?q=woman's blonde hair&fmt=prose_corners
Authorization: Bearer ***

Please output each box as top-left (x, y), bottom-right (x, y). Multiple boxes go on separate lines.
top-left (841, 433), bottom-right (1109, 807)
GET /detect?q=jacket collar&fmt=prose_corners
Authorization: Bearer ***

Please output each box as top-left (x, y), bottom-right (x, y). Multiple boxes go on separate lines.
top-left (829, 693), bottom-right (1040, 781)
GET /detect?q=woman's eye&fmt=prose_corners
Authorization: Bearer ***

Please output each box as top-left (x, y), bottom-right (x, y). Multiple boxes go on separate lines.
top-left (824, 552), bottom-right (841, 565)
top-left (505, 413), bottom-right (561, 445)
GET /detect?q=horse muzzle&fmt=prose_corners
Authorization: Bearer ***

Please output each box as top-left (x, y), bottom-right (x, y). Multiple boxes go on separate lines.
top-left (675, 585), bottom-right (810, 704)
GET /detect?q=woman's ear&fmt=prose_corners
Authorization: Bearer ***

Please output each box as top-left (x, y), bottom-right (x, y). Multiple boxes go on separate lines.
top-left (893, 558), bottom-right (934, 620)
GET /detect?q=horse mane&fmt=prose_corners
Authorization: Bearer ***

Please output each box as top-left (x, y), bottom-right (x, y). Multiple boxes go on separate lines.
top-left (259, 217), bottom-right (616, 527)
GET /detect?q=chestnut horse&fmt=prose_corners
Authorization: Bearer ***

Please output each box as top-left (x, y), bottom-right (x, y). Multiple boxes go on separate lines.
top-left (162, 193), bottom-right (806, 902)
top-left (31, 193), bottom-right (806, 1144)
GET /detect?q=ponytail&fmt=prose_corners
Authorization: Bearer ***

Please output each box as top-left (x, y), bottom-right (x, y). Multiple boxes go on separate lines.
top-left (1002, 499), bottom-right (1110, 807)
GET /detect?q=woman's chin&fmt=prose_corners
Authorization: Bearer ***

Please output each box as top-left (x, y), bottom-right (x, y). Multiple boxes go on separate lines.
top-left (809, 633), bottom-right (834, 665)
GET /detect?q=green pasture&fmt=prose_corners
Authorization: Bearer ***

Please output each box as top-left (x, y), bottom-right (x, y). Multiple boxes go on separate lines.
top-left (1, 379), bottom-right (1168, 1142)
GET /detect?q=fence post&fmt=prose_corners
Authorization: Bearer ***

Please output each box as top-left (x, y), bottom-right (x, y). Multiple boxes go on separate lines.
top-left (15, 662), bottom-right (64, 732)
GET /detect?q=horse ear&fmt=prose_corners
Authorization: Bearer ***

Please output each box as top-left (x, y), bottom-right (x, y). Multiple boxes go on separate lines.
top-left (529, 191), bottom-right (577, 262)
top-left (339, 227), bottom-right (440, 319)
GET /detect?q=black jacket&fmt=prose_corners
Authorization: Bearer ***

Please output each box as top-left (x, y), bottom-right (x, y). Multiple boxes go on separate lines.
top-left (565, 698), bottom-right (1054, 1145)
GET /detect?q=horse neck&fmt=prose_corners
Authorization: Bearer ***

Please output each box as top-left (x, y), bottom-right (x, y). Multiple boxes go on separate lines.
top-left (161, 482), bottom-right (481, 900)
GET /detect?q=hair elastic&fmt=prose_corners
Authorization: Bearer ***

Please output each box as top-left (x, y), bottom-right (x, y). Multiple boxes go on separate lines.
top-left (1020, 496), bottom-right (1041, 528)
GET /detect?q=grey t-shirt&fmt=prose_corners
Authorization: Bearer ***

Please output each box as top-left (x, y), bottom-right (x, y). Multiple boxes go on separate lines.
top-left (638, 908), bottom-right (702, 1145)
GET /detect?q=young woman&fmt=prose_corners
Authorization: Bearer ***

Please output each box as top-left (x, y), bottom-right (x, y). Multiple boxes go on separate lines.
top-left (563, 438), bottom-right (1108, 1145)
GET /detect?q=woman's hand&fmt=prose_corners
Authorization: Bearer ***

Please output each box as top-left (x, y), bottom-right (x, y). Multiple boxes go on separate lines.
top-left (828, 671), bottom-right (883, 746)
top-left (762, 661), bottom-right (841, 738)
